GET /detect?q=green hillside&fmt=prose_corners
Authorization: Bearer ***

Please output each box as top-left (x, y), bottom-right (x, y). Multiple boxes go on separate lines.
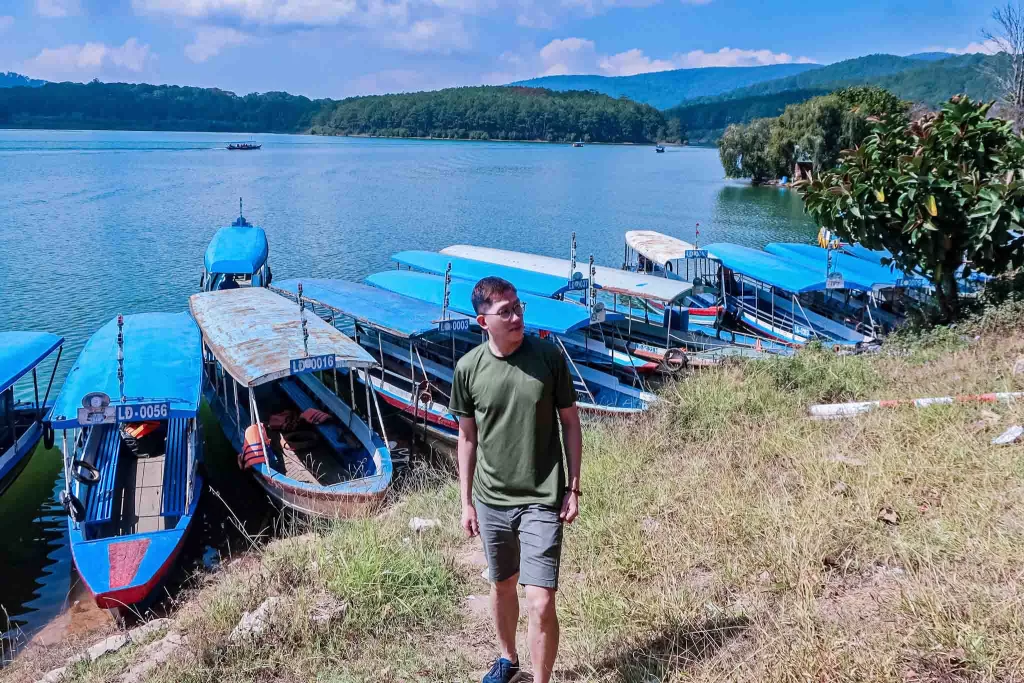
top-left (669, 53), bottom-right (1001, 143)
top-left (510, 63), bottom-right (820, 109)
top-left (311, 86), bottom-right (671, 143)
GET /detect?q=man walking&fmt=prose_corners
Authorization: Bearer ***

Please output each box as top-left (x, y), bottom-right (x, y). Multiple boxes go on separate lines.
top-left (451, 276), bottom-right (583, 683)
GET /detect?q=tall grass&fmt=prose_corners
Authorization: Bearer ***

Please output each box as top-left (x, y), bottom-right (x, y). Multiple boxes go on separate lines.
top-left (8, 309), bottom-right (1024, 683)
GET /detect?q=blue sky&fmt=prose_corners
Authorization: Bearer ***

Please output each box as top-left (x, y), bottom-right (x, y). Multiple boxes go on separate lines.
top-left (0, 0), bottom-right (999, 99)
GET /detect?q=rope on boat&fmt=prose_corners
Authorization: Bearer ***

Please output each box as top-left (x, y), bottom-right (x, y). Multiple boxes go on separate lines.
top-left (809, 392), bottom-right (1024, 419)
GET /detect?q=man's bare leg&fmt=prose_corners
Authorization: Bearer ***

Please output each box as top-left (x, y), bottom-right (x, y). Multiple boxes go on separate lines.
top-left (492, 574), bottom-right (520, 663)
top-left (525, 585), bottom-right (558, 683)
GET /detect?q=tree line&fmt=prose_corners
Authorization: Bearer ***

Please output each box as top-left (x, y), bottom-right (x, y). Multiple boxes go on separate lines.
top-left (0, 80), bottom-right (680, 144)
top-left (310, 87), bottom-right (678, 143)
top-left (716, 87), bottom-right (908, 184)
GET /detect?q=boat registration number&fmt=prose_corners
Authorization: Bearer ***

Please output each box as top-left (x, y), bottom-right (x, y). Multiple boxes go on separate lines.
top-left (566, 278), bottom-right (589, 291)
top-left (437, 318), bottom-right (471, 333)
top-left (633, 343), bottom-right (663, 354)
top-left (685, 250), bottom-right (708, 259)
top-left (116, 402), bottom-right (170, 422)
top-left (290, 354), bottom-right (336, 375)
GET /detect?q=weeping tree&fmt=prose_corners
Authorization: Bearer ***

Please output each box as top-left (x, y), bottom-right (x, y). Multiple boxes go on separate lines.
top-left (800, 95), bottom-right (1024, 321)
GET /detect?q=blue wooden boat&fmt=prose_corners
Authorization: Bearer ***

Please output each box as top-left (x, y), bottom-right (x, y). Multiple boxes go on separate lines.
top-left (440, 244), bottom-right (790, 364)
top-left (391, 250), bottom-right (661, 375)
top-left (48, 313), bottom-right (203, 611)
top-left (189, 287), bottom-right (392, 518)
top-left (702, 243), bottom-right (875, 347)
top-left (1, 332), bottom-right (63, 495)
top-left (272, 279), bottom-right (475, 451)
top-left (200, 201), bottom-right (271, 292)
top-left (366, 270), bottom-right (657, 415)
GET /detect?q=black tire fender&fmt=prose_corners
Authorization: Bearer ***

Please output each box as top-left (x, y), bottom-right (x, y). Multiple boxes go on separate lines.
top-left (43, 422), bottom-right (55, 450)
top-left (663, 348), bottom-right (688, 372)
top-left (71, 459), bottom-right (100, 485)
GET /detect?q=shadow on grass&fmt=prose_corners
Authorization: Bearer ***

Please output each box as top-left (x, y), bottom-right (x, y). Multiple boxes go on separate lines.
top-left (561, 615), bottom-right (750, 682)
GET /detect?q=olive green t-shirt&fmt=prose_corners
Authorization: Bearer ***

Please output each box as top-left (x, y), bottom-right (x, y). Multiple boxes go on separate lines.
top-left (449, 336), bottom-right (576, 508)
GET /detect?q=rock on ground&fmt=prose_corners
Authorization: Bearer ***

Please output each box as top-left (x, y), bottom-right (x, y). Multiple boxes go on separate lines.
top-left (36, 666), bottom-right (66, 683)
top-left (993, 425), bottom-right (1024, 446)
top-left (230, 596), bottom-right (289, 642)
top-left (86, 633), bottom-right (130, 661)
top-left (118, 633), bottom-right (188, 683)
top-left (409, 517), bottom-right (441, 533)
top-left (128, 618), bottom-right (170, 643)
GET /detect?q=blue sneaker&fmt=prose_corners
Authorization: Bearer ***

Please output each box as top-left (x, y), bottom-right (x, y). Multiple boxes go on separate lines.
top-left (482, 657), bottom-right (520, 683)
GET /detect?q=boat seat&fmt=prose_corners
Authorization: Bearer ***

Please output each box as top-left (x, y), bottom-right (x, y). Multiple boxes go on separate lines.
top-left (161, 418), bottom-right (189, 517)
top-left (278, 379), bottom-right (351, 456)
top-left (85, 425), bottom-right (123, 527)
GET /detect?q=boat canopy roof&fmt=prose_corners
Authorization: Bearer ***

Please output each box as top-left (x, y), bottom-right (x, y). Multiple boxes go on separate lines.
top-left (189, 287), bottom-right (376, 388)
top-left (0, 332), bottom-right (63, 394)
top-left (366, 270), bottom-right (623, 335)
top-left (440, 245), bottom-right (693, 304)
top-left (393, 250), bottom-right (579, 299)
top-left (624, 230), bottom-right (698, 266)
top-left (273, 278), bottom-right (472, 339)
top-left (842, 244), bottom-right (891, 266)
top-left (705, 242), bottom-right (870, 294)
top-left (50, 313), bottom-right (201, 429)
top-left (204, 226), bottom-right (269, 275)
top-left (765, 243), bottom-right (911, 290)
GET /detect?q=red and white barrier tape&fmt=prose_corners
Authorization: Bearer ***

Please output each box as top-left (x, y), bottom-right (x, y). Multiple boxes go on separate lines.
top-left (809, 392), bottom-right (1024, 419)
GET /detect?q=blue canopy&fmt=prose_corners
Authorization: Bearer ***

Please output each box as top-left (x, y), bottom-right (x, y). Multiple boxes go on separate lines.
top-left (204, 226), bottom-right (269, 275)
top-left (0, 332), bottom-right (63, 394)
top-left (392, 251), bottom-right (582, 299)
top-left (705, 243), bottom-right (869, 294)
top-left (366, 270), bottom-right (622, 335)
top-left (764, 243), bottom-right (912, 290)
top-left (842, 244), bottom-right (891, 266)
top-left (273, 279), bottom-right (472, 339)
top-left (50, 313), bottom-right (202, 429)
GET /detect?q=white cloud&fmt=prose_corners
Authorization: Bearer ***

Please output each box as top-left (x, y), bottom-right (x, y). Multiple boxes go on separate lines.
top-left (675, 47), bottom-right (814, 68)
top-left (36, 0), bottom-right (81, 18)
top-left (185, 26), bottom-right (252, 62)
top-left (527, 38), bottom-right (812, 79)
top-left (598, 48), bottom-right (676, 76)
top-left (22, 38), bottom-right (153, 80)
top-left (131, 0), bottom-right (488, 27)
top-left (0, 16), bottom-right (13, 32)
top-left (386, 16), bottom-right (471, 53)
top-left (559, 0), bottom-right (662, 15)
top-left (935, 39), bottom-right (1000, 55)
top-left (538, 36), bottom-right (597, 76)
top-left (345, 68), bottom-right (459, 96)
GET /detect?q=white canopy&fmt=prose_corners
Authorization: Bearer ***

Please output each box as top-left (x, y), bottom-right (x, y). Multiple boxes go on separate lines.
top-left (624, 230), bottom-right (699, 267)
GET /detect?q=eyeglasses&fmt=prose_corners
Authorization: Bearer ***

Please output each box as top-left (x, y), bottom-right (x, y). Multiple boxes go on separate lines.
top-left (481, 301), bottom-right (526, 322)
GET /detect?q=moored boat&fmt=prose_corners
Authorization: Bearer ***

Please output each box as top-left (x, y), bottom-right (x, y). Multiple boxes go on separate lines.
top-left (200, 200), bottom-right (272, 292)
top-left (1, 332), bottom-right (63, 495)
top-left (271, 279), bottom-right (475, 452)
top-left (366, 269), bottom-right (657, 415)
top-left (227, 142), bottom-right (261, 150)
top-left (189, 287), bottom-right (392, 518)
top-left (49, 313), bottom-right (203, 612)
top-left (702, 242), bottom-right (876, 347)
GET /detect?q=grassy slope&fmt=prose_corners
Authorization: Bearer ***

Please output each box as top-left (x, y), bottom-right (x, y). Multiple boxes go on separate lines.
top-left (8, 305), bottom-right (1024, 683)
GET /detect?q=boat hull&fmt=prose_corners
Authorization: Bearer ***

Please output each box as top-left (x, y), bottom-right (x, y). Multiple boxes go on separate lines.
top-left (69, 489), bottom-right (200, 611)
top-left (0, 421), bottom-right (43, 496)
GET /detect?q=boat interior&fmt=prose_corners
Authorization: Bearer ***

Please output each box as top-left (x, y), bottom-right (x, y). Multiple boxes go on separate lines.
top-left (218, 370), bottom-right (378, 486)
top-left (75, 419), bottom-right (192, 540)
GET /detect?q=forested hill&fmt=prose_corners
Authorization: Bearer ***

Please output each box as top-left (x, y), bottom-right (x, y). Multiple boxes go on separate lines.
top-left (0, 80), bottom-right (328, 132)
top-left (511, 63), bottom-right (819, 109)
top-left (0, 72), bottom-right (45, 88)
top-left (0, 80), bottom-right (674, 143)
top-left (665, 53), bottom-right (1001, 143)
top-left (310, 87), bottom-right (673, 143)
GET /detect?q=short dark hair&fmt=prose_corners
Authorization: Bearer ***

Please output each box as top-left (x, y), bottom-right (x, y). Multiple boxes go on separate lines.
top-left (471, 277), bottom-right (517, 315)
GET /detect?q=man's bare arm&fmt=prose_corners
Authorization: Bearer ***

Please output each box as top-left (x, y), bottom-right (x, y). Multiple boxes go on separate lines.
top-left (558, 405), bottom-right (582, 523)
top-left (458, 416), bottom-right (480, 536)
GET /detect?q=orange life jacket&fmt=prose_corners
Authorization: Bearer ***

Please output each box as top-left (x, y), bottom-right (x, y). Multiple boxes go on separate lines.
top-left (238, 422), bottom-right (271, 470)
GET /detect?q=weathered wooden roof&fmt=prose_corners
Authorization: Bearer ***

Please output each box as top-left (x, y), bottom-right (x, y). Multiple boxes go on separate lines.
top-left (624, 230), bottom-right (698, 266)
top-left (189, 287), bottom-right (376, 388)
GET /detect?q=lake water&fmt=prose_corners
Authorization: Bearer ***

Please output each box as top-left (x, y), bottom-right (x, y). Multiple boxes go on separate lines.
top-left (0, 129), bottom-right (818, 646)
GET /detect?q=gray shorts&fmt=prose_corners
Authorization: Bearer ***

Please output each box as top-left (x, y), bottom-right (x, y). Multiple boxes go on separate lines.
top-left (476, 501), bottom-right (564, 589)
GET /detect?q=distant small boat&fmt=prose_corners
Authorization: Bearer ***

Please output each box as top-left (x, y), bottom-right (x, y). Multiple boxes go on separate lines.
top-left (655, 146), bottom-right (665, 153)
top-left (572, 140), bottom-right (584, 147)
top-left (227, 142), bottom-right (261, 151)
